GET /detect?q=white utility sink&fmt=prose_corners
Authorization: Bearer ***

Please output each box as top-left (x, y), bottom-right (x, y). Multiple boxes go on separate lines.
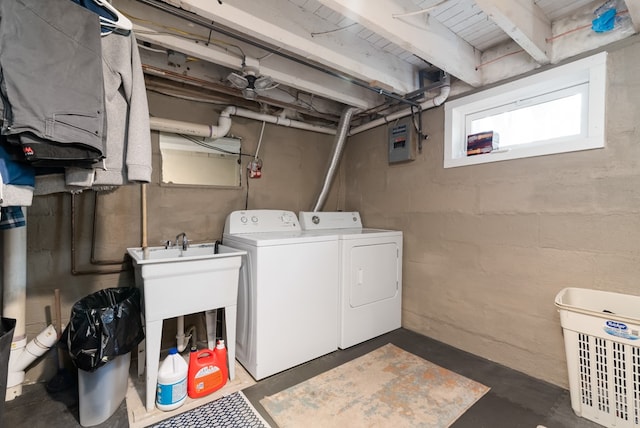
top-left (128, 242), bottom-right (225, 262)
top-left (127, 243), bottom-right (246, 412)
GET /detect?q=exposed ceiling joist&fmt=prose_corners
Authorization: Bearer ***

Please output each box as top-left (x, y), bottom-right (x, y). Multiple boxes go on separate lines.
top-left (165, 0), bottom-right (419, 95)
top-left (317, 0), bottom-right (483, 87)
top-left (474, 0), bottom-right (551, 64)
top-left (110, 0), bottom-right (639, 130)
top-left (624, 0), bottom-right (640, 32)
top-left (134, 22), bottom-right (380, 110)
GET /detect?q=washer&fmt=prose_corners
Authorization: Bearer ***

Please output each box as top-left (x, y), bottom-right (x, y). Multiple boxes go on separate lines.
top-left (222, 209), bottom-right (339, 380)
top-left (299, 211), bottom-right (403, 349)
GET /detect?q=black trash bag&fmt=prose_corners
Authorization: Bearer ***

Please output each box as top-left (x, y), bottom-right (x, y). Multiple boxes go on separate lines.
top-left (63, 287), bottom-right (144, 372)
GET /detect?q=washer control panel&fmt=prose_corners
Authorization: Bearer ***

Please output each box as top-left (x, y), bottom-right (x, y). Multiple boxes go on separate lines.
top-left (224, 210), bottom-right (301, 234)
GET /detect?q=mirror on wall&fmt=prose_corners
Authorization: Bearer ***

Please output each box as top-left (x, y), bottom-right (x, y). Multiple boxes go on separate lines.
top-left (159, 132), bottom-right (241, 187)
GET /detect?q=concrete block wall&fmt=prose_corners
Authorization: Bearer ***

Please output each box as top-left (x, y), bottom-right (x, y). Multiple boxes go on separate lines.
top-left (343, 36), bottom-right (640, 388)
top-left (17, 91), bottom-right (338, 383)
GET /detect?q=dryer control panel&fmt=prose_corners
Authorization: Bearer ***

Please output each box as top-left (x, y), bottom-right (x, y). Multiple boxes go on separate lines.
top-left (224, 210), bottom-right (300, 234)
top-left (299, 211), bottom-right (362, 230)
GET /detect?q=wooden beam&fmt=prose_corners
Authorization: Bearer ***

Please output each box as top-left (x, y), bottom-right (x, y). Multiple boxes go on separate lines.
top-left (474, 0), bottom-right (551, 64)
top-left (166, 0), bottom-right (419, 94)
top-left (317, 0), bottom-right (482, 87)
top-left (624, 0), bottom-right (640, 32)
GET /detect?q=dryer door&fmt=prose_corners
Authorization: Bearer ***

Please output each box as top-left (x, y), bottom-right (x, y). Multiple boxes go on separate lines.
top-left (349, 242), bottom-right (399, 307)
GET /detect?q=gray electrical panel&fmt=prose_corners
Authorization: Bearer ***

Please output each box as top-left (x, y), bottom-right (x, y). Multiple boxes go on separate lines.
top-left (388, 117), bottom-right (416, 164)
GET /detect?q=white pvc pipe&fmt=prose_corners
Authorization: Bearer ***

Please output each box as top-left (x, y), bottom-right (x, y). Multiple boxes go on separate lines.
top-left (227, 106), bottom-right (336, 135)
top-left (9, 324), bottom-right (57, 373)
top-left (149, 106), bottom-right (336, 138)
top-left (176, 315), bottom-right (187, 352)
top-left (205, 310), bottom-right (216, 350)
top-left (149, 81), bottom-right (449, 139)
top-left (2, 224), bottom-right (27, 344)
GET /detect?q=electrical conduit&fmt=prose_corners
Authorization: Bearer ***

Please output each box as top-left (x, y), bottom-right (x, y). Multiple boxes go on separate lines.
top-left (349, 74), bottom-right (451, 136)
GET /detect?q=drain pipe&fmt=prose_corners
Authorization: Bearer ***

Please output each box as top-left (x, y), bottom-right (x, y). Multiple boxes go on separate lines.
top-left (311, 107), bottom-right (358, 212)
top-left (6, 325), bottom-right (58, 400)
top-left (350, 74), bottom-right (451, 136)
top-left (149, 106), bottom-right (336, 138)
top-left (150, 105), bottom-right (233, 138)
top-left (2, 214), bottom-right (58, 400)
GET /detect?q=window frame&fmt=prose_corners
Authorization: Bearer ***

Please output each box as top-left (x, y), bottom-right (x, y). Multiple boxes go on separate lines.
top-left (443, 52), bottom-right (607, 168)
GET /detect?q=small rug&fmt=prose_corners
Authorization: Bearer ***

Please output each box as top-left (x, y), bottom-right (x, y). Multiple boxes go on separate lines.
top-left (151, 391), bottom-right (271, 428)
top-left (260, 343), bottom-right (489, 428)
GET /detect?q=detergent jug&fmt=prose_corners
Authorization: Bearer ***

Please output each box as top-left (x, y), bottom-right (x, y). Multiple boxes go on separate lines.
top-left (187, 340), bottom-right (228, 398)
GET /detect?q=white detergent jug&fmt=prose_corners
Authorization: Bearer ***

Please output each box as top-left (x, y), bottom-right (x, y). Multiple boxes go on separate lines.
top-left (156, 347), bottom-right (188, 411)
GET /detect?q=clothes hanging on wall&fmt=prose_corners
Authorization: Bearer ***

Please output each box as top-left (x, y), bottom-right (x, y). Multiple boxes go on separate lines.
top-left (0, 141), bottom-right (34, 206)
top-left (0, 0), bottom-right (106, 166)
top-left (0, 207), bottom-right (26, 229)
top-left (0, 0), bottom-right (152, 197)
top-left (68, 29), bottom-right (152, 187)
top-left (36, 29), bottom-right (152, 194)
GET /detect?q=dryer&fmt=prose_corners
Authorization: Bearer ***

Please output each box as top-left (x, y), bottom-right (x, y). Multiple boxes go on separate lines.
top-left (222, 210), bottom-right (339, 380)
top-left (299, 211), bottom-right (403, 349)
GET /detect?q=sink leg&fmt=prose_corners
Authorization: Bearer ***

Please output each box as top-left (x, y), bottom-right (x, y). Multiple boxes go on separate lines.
top-left (137, 339), bottom-right (145, 377)
top-left (145, 319), bottom-right (163, 412)
top-left (225, 305), bottom-right (236, 381)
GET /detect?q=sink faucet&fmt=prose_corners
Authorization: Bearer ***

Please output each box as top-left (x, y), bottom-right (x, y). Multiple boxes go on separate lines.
top-left (175, 232), bottom-right (188, 250)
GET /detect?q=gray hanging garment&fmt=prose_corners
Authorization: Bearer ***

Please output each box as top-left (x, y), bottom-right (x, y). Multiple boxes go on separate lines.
top-left (0, 0), bottom-right (106, 165)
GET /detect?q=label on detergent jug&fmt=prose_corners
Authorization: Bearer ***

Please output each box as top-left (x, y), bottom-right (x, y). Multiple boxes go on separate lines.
top-left (604, 320), bottom-right (640, 340)
top-left (157, 378), bottom-right (187, 405)
top-left (194, 365), bottom-right (223, 393)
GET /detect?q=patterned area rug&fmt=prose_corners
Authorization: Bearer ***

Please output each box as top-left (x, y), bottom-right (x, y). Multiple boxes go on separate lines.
top-left (151, 391), bottom-right (271, 428)
top-left (260, 343), bottom-right (489, 428)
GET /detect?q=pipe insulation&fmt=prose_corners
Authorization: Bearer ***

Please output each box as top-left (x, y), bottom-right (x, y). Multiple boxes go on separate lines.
top-left (312, 106), bottom-right (358, 212)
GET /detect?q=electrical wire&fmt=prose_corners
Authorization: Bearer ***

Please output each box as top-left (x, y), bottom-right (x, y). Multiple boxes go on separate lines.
top-left (254, 121), bottom-right (266, 161)
top-left (391, 1), bottom-right (448, 18)
top-left (147, 87), bottom-right (230, 105)
top-left (124, 11), bottom-right (246, 59)
top-left (177, 133), bottom-right (255, 158)
top-left (311, 23), bottom-right (358, 37)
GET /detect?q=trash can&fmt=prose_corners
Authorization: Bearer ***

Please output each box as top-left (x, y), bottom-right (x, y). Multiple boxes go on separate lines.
top-left (0, 317), bottom-right (16, 425)
top-left (555, 287), bottom-right (640, 428)
top-left (64, 287), bottom-right (144, 427)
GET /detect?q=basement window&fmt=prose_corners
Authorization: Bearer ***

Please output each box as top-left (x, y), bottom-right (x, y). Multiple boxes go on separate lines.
top-left (159, 132), bottom-right (241, 187)
top-left (444, 52), bottom-right (607, 168)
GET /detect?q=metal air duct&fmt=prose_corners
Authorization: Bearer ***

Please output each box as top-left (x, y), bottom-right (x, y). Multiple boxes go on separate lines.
top-left (311, 106), bottom-right (358, 212)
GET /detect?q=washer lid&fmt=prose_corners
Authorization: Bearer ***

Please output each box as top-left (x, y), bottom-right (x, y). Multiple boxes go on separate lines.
top-left (223, 230), bottom-right (337, 246)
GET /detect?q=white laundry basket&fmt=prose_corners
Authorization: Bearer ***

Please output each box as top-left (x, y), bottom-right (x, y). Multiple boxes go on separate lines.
top-left (555, 287), bottom-right (640, 428)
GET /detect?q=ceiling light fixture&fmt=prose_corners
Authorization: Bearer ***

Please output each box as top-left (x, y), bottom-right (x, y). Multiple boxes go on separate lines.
top-left (226, 66), bottom-right (274, 100)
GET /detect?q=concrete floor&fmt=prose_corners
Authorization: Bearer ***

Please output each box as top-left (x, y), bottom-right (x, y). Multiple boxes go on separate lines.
top-left (2, 328), bottom-right (601, 428)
